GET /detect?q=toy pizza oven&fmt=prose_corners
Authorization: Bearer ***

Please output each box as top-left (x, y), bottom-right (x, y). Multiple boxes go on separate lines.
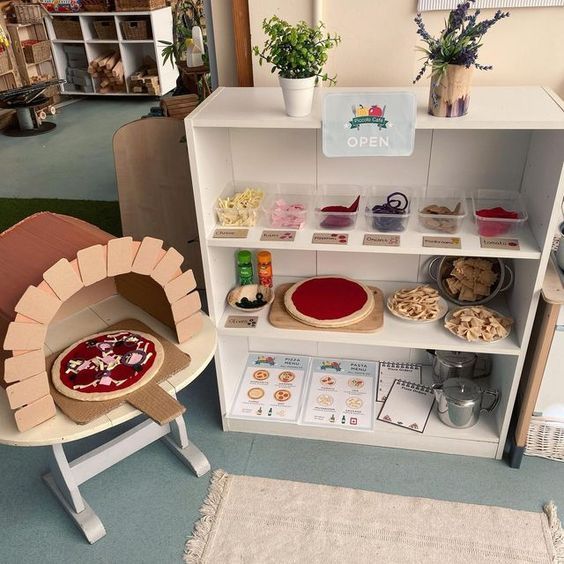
top-left (0, 213), bottom-right (203, 432)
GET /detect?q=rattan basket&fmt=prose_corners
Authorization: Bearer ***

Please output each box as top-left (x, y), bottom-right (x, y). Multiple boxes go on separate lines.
top-left (52, 19), bottom-right (83, 41)
top-left (82, 0), bottom-right (114, 11)
top-left (0, 50), bottom-right (11, 75)
top-left (526, 419), bottom-right (564, 462)
top-left (115, 0), bottom-right (165, 11)
top-left (23, 41), bottom-right (51, 64)
top-left (93, 20), bottom-right (118, 40)
top-left (13, 3), bottom-right (43, 24)
top-left (120, 20), bottom-right (150, 40)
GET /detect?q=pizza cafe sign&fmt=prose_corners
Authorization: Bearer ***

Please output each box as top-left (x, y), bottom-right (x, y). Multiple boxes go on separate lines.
top-left (323, 92), bottom-right (416, 157)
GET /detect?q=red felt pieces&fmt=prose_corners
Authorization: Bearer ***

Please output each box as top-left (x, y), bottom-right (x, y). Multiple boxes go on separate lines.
top-left (321, 195), bottom-right (360, 213)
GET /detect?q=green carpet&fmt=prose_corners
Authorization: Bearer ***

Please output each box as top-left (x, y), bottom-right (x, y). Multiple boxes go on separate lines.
top-left (0, 198), bottom-right (122, 236)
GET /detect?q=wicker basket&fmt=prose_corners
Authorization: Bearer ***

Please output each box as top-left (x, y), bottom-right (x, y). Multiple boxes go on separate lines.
top-left (82, 0), bottom-right (114, 11)
top-left (52, 19), bottom-right (83, 40)
top-left (93, 20), bottom-right (118, 40)
top-left (120, 20), bottom-right (150, 40)
top-left (22, 41), bottom-right (52, 64)
top-left (115, 0), bottom-right (165, 11)
top-left (13, 3), bottom-right (43, 24)
top-left (526, 419), bottom-right (564, 462)
top-left (0, 50), bottom-right (11, 75)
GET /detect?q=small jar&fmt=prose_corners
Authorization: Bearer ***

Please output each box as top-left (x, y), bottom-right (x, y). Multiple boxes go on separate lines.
top-left (257, 250), bottom-right (273, 288)
top-left (237, 250), bottom-right (253, 285)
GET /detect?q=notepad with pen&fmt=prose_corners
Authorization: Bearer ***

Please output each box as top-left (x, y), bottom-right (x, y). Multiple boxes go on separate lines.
top-left (377, 361), bottom-right (422, 402)
top-left (377, 379), bottom-right (435, 433)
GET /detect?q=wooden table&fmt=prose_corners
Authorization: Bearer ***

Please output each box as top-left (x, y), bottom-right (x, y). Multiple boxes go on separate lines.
top-left (509, 258), bottom-right (564, 468)
top-left (0, 295), bottom-right (217, 543)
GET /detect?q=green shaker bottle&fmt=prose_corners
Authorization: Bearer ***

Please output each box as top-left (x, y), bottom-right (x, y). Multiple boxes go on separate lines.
top-left (237, 250), bottom-right (253, 285)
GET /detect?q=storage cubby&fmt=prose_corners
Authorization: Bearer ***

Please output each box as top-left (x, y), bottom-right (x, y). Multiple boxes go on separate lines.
top-left (186, 86), bottom-right (564, 459)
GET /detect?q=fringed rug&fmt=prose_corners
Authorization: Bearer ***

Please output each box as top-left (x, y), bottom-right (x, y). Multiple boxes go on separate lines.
top-left (185, 470), bottom-right (564, 564)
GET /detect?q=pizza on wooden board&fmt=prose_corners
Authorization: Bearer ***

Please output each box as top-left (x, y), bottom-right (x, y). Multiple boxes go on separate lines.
top-left (284, 276), bottom-right (375, 328)
top-left (51, 330), bottom-right (164, 401)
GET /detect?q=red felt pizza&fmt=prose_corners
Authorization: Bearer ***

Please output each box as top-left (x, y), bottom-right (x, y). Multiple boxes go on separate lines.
top-left (51, 330), bottom-right (164, 401)
top-left (284, 276), bottom-right (374, 328)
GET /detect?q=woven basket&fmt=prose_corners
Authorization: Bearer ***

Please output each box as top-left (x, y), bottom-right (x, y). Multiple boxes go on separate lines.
top-left (526, 419), bottom-right (564, 462)
top-left (81, 0), bottom-right (114, 11)
top-left (120, 20), bottom-right (150, 40)
top-left (13, 3), bottom-right (43, 24)
top-left (22, 41), bottom-right (51, 64)
top-left (93, 20), bottom-right (118, 40)
top-left (52, 19), bottom-right (83, 40)
top-left (0, 50), bottom-right (11, 75)
top-left (115, 0), bottom-right (165, 11)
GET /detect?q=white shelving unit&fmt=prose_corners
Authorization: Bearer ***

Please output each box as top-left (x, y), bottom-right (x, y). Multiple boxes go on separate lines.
top-left (44, 8), bottom-right (176, 96)
top-left (186, 86), bottom-right (564, 459)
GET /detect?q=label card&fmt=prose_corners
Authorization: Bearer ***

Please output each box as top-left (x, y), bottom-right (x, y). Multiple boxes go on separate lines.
top-left (224, 315), bottom-right (258, 329)
top-left (312, 232), bottom-right (349, 245)
top-left (363, 233), bottom-right (400, 247)
top-left (422, 236), bottom-right (461, 249)
top-left (480, 237), bottom-right (520, 251)
top-left (213, 228), bottom-right (249, 239)
top-left (260, 230), bottom-right (296, 242)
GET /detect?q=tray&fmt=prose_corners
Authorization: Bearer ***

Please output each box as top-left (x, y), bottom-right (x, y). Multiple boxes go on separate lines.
top-left (269, 283), bottom-right (383, 333)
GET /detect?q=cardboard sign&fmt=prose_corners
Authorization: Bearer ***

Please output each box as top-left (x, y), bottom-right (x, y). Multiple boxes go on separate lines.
top-left (322, 92), bottom-right (417, 157)
top-left (312, 232), bottom-right (349, 245)
top-left (422, 236), bottom-right (462, 249)
top-left (480, 237), bottom-right (520, 251)
top-left (260, 230), bottom-right (296, 242)
top-left (363, 233), bottom-right (400, 247)
top-left (224, 315), bottom-right (258, 329)
top-left (213, 228), bottom-right (249, 239)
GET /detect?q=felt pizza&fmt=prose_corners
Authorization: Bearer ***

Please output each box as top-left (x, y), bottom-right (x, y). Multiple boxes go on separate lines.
top-left (284, 276), bottom-right (374, 328)
top-left (51, 330), bottom-right (164, 401)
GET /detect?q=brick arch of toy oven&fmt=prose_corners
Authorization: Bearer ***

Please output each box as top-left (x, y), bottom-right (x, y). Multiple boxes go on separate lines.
top-left (2, 236), bottom-right (202, 432)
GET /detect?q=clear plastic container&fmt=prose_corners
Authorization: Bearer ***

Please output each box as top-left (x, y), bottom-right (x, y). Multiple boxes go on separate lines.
top-left (313, 185), bottom-right (362, 230)
top-left (263, 183), bottom-right (313, 230)
top-left (418, 196), bottom-right (466, 234)
top-left (215, 182), bottom-right (266, 227)
top-left (472, 189), bottom-right (528, 237)
top-left (365, 187), bottom-right (414, 232)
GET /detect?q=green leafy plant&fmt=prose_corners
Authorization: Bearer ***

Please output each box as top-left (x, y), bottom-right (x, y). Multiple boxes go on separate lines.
top-left (253, 16), bottom-right (341, 84)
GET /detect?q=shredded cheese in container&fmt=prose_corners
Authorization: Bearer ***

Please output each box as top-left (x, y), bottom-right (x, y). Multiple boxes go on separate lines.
top-left (216, 188), bottom-right (264, 226)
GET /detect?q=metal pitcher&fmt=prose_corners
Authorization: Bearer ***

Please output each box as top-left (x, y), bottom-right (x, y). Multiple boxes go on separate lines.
top-left (432, 377), bottom-right (500, 429)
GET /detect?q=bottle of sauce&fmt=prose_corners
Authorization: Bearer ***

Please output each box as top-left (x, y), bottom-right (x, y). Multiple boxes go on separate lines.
top-left (257, 250), bottom-right (273, 287)
top-left (237, 250), bottom-right (253, 285)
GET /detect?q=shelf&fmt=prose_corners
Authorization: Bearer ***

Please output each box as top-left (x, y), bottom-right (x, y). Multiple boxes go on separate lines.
top-left (50, 10), bottom-right (166, 16)
top-left (60, 91), bottom-right (157, 96)
top-left (207, 205), bottom-right (542, 260)
top-left (86, 40), bottom-right (119, 44)
top-left (189, 86), bottom-right (564, 130)
top-left (121, 40), bottom-right (154, 44)
top-left (26, 58), bottom-right (53, 67)
top-left (51, 39), bottom-right (84, 44)
top-left (217, 278), bottom-right (521, 355)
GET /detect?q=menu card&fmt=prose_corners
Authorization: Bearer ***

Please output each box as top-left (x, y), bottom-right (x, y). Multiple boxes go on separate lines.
top-left (301, 357), bottom-right (377, 431)
top-left (377, 379), bottom-right (435, 433)
top-left (229, 353), bottom-right (310, 422)
top-left (377, 362), bottom-right (422, 402)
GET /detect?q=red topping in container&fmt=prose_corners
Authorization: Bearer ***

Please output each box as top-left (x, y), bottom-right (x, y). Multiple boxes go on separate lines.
top-left (476, 207), bottom-right (520, 237)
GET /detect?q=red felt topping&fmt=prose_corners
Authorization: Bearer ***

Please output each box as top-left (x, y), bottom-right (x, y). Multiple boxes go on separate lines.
top-left (476, 207), bottom-right (519, 219)
top-left (58, 331), bottom-right (157, 394)
top-left (321, 195), bottom-right (360, 213)
top-left (290, 277), bottom-right (369, 320)
top-left (476, 207), bottom-right (520, 236)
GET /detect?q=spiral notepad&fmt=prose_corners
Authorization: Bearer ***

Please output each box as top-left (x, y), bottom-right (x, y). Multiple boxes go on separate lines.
top-left (377, 379), bottom-right (435, 433)
top-left (377, 362), bottom-right (422, 402)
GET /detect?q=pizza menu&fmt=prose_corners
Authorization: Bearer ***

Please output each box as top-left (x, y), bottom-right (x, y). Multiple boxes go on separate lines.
top-left (229, 353), bottom-right (310, 422)
top-left (301, 358), bottom-right (377, 431)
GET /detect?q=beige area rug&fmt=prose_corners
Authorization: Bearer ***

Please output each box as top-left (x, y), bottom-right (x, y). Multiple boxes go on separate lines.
top-left (185, 471), bottom-right (564, 564)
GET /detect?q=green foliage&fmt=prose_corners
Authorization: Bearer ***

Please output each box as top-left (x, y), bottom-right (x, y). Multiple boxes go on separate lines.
top-left (253, 16), bottom-right (341, 84)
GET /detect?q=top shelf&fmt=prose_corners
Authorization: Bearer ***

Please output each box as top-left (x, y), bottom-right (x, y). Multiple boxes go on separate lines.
top-left (49, 9), bottom-right (166, 16)
top-left (187, 86), bottom-right (564, 131)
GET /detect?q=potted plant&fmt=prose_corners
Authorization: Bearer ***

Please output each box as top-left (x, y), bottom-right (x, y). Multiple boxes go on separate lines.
top-left (414, 1), bottom-right (510, 117)
top-left (253, 16), bottom-right (341, 117)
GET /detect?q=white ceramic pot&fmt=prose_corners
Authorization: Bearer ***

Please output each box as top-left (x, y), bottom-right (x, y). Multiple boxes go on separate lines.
top-left (279, 75), bottom-right (316, 117)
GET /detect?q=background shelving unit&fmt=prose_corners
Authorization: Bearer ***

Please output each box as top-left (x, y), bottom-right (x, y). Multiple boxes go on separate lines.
top-left (44, 8), bottom-right (175, 96)
top-left (186, 86), bottom-right (564, 460)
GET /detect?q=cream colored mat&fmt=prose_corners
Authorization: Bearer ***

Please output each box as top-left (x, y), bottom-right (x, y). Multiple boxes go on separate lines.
top-left (185, 471), bottom-right (564, 564)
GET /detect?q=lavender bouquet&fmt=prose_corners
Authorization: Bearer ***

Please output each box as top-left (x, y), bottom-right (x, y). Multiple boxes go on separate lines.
top-left (414, 1), bottom-right (510, 84)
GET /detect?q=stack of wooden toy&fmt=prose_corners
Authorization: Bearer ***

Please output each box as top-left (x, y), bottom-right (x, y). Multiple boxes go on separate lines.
top-left (87, 51), bottom-right (124, 93)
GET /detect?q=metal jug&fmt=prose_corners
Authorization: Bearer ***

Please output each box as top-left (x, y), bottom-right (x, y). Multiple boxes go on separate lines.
top-left (432, 377), bottom-right (500, 429)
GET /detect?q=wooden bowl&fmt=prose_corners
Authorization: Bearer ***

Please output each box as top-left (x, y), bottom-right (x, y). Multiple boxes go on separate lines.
top-left (227, 284), bottom-right (274, 312)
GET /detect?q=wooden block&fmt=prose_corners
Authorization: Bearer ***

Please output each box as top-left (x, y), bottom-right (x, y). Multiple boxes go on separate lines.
top-left (14, 285), bottom-right (62, 324)
top-left (132, 237), bottom-right (163, 275)
top-left (150, 247), bottom-right (184, 286)
top-left (14, 395), bottom-right (56, 432)
top-left (6, 372), bottom-right (49, 409)
top-left (175, 311), bottom-right (203, 343)
top-left (3, 322), bottom-right (47, 351)
top-left (164, 270), bottom-right (197, 304)
top-left (77, 244), bottom-right (107, 286)
top-left (4, 350), bottom-right (45, 383)
top-left (171, 291), bottom-right (201, 323)
top-left (43, 258), bottom-right (84, 301)
top-left (107, 237), bottom-right (134, 277)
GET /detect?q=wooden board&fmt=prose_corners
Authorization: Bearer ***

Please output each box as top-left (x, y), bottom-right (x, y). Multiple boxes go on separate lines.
top-left (269, 283), bottom-right (384, 333)
top-left (48, 319), bottom-right (190, 425)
